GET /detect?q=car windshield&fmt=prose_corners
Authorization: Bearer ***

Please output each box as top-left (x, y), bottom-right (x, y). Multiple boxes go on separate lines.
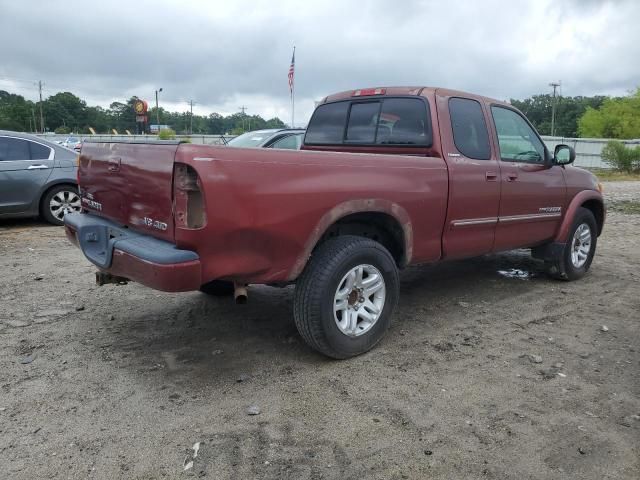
top-left (227, 131), bottom-right (276, 148)
top-left (67, 137), bottom-right (79, 143)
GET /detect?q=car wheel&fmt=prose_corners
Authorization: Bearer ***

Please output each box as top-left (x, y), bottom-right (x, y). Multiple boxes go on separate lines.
top-left (293, 235), bottom-right (399, 359)
top-left (546, 207), bottom-right (598, 281)
top-left (41, 184), bottom-right (81, 226)
top-left (199, 280), bottom-right (235, 296)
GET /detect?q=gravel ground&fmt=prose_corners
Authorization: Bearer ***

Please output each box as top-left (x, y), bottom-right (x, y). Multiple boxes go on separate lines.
top-left (1, 182), bottom-right (639, 479)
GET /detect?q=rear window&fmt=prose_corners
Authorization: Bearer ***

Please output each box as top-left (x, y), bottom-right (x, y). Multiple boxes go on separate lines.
top-left (304, 102), bottom-right (349, 144)
top-left (346, 102), bottom-right (379, 143)
top-left (305, 97), bottom-right (431, 146)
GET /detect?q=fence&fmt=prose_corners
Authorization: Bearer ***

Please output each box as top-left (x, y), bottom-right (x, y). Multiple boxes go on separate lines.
top-left (35, 133), bottom-right (640, 169)
top-left (541, 136), bottom-right (640, 169)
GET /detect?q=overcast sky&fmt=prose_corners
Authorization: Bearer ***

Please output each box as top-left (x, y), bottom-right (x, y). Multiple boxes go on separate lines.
top-left (0, 0), bottom-right (638, 126)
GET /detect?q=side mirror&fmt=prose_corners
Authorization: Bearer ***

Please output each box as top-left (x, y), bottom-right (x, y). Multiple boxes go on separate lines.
top-left (554, 144), bottom-right (575, 165)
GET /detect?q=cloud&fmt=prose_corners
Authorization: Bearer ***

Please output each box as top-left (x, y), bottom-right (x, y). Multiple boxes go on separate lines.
top-left (0, 0), bottom-right (638, 125)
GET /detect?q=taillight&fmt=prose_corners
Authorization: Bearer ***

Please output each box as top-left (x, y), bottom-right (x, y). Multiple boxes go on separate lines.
top-left (173, 163), bottom-right (206, 229)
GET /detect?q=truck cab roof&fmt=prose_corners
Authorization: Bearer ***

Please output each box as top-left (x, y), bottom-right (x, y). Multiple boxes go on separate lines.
top-left (321, 86), bottom-right (507, 107)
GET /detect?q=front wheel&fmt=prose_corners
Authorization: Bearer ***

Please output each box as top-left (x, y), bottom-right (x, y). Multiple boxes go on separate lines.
top-left (293, 235), bottom-right (399, 359)
top-left (546, 207), bottom-right (598, 281)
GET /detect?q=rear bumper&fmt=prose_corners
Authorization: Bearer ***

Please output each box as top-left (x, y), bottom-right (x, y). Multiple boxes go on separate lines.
top-left (64, 213), bottom-right (201, 292)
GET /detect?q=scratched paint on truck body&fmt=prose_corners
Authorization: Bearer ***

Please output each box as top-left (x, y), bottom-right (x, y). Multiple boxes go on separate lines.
top-left (174, 144), bottom-right (449, 284)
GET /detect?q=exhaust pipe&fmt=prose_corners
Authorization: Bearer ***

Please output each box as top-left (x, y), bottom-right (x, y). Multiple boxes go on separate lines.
top-left (234, 282), bottom-right (248, 304)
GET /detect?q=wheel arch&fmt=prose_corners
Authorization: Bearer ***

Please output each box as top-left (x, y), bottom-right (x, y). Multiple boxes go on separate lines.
top-left (554, 190), bottom-right (605, 243)
top-left (288, 199), bottom-right (413, 281)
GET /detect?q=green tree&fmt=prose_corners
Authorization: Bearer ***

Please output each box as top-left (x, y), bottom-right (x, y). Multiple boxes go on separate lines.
top-left (511, 94), bottom-right (605, 137)
top-left (601, 140), bottom-right (640, 172)
top-left (43, 92), bottom-right (88, 132)
top-left (578, 88), bottom-right (640, 138)
top-left (0, 90), bottom-right (36, 131)
top-left (0, 87), bottom-right (288, 135)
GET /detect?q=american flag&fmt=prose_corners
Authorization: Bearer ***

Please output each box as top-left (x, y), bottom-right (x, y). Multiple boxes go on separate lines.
top-left (288, 48), bottom-right (295, 96)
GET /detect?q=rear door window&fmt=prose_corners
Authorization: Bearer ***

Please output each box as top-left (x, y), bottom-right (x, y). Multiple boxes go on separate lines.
top-left (0, 137), bottom-right (30, 161)
top-left (305, 97), bottom-right (431, 146)
top-left (449, 97), bottom-right (491, 160)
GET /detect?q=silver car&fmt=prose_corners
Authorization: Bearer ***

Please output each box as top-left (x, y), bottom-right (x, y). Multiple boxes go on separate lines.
top-left (227, 128), bottom-right (306, 149)
top-left (0, 130), bottom-right (81, 225)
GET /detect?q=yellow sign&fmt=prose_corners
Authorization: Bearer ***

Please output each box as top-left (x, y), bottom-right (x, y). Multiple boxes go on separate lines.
top-left (133, 99), bottom-right (148, 115)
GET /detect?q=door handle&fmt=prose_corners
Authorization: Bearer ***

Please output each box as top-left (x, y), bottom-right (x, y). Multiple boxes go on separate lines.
top-left (485, 171), bottom-right (498, 181)
top-left (28, 164), bottom-right (49, 170)
top-left (506, 173), bottom-right (518, 182)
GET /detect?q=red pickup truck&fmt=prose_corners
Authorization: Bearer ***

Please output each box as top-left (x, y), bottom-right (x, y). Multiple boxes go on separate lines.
top-left (65, 87), bottom-right (605, 358)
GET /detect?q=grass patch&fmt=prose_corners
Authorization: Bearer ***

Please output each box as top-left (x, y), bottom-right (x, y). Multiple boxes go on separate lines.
top-left (588, 169), bottom-right (640, 181)
top-left (607, 200), bottom-right (640, 214)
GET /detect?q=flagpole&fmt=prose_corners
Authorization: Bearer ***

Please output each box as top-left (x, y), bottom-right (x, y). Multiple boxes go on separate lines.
top-left (291, 46), bottom-right (295, 128)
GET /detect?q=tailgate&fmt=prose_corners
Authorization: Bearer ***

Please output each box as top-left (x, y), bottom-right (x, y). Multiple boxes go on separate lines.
top-left (78, 140), bottom-right (180, 242)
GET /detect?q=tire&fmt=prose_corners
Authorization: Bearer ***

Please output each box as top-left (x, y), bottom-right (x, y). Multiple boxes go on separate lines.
top-left (293, 235), bottom-right (400, 359)
top-left (199, 280), bottom-right (235, 296)
top-left (546, 207), bottom-right (598, 281)
top-left (40, 184), bottom-right (81, 226)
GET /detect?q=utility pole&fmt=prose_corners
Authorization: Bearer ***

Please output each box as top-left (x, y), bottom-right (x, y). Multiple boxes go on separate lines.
top-left (155, 87), bottom-right (163, 133)
top-left (38, 80), bottom-right (44, 133)
top-left (549, 81), bottom-right (561, 137)
top-left (189, 100), bottom-right (194, 134)
top-left (239, 106), bottom-right (247, 132)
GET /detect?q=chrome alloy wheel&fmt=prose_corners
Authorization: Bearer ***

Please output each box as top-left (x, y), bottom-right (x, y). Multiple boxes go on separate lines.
top-left (571, 223), bottom-right (592, 268)
top-left (50, 190), bottom-right (81, 221)
top-left (333, 264), bottom-right (386, 337)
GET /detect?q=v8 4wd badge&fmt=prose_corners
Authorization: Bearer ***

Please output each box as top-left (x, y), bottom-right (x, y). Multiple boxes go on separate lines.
top-left (143, 217), bottom-right (168, 231)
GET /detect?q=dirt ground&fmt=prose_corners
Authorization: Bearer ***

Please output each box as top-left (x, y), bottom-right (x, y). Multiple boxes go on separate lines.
top-left (1, 182), bottom-right (639, 479)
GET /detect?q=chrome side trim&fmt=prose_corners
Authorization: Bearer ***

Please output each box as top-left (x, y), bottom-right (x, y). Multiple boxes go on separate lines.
top-left (451, 217), bottom-right (498, 227)
top-left (499, 213), bottom-right (562, 223)
top-left (452, 212), bottom-right (561, 228)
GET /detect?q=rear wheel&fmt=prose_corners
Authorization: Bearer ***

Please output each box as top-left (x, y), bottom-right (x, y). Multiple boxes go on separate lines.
top-left (293, 235), bottom-right (399, 359)
top-left (546, 207), bottom-right (597, 281)
top-left (41, 184), bottom-right (81, 226)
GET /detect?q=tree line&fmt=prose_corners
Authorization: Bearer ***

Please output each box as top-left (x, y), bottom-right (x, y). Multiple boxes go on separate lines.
top-left (1, 87), bottom-right (638, 138)
top-left (0, 90), bottom-right (285, 135)
top-left (510, 88), bottom-right (640, 139)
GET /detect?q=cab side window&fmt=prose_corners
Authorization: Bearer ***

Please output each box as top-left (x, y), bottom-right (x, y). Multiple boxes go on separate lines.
top-left (449, 97), bottom-right (491, 160)
top-left (491, 106), bottom-right (546, 163)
